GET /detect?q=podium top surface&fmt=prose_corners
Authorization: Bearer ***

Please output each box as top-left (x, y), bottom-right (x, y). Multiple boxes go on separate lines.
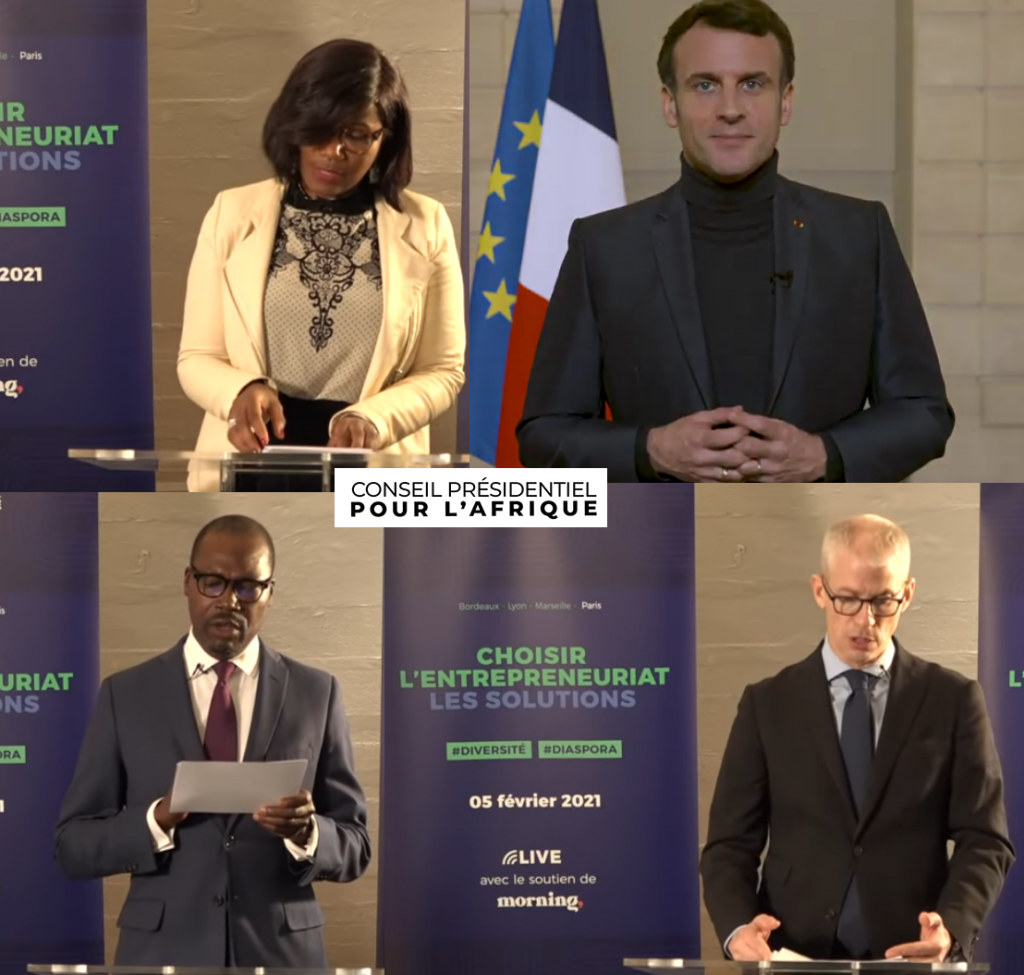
top-left (69, 448), bottom-right (488, 468)
top-left (623, 963), bottom-right (985, 974)
top-left (27, 968), bottom-right (382, 975)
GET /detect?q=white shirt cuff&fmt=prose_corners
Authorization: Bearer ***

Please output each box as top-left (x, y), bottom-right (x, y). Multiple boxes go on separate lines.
top-left (146, 798), bottom-right (176, 852)
top-left (283, 815), bottom-right (319, 862)
top-left (724, 924), bottom-right (746, 959)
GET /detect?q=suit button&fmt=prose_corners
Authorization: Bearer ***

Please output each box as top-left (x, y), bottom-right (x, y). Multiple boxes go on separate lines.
top-left (225, 836), bottom-right (235, 849)
top-left (213, 895), bottom-right (225, 907)
top-left (826, 908), bottom-right (837, 921)
top-left (853, 845), bottom-right (863, 857)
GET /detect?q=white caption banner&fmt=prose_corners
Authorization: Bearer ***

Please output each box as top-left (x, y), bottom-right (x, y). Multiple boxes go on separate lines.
top-left (334, 468), bottom-right (607, 528)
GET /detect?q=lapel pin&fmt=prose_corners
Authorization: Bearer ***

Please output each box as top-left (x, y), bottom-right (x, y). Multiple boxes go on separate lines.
top-left (793, 220), bottom-right (805, 228)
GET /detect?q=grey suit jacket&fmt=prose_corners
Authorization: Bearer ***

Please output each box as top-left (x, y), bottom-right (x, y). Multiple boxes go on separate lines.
top-left (54, 639), bottom-right (371, 966)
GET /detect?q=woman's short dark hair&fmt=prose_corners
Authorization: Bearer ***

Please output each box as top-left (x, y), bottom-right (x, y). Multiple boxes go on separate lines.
top-left (262, 39), bottom-right (412, 211)
top-left (658, 0), bottom-right (796, 92)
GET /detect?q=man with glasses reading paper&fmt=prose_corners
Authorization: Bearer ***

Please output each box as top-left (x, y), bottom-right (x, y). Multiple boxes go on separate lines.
top-left (701, 515), bottom-right (1013, 962)
top-left (55, 515), bottom-right (370, 966)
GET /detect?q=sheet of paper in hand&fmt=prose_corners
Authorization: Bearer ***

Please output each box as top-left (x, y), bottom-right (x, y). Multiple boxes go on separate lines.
top-left (169, 759), bottom-right (308, 814)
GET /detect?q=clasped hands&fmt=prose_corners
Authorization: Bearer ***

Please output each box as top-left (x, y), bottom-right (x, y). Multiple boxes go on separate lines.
top-left (729, 911), bottom-right (952, 963)
top-left (226, 382), bottom-right (379, 453)
top-left (154, 788), bottom-right (316, 844)
top-left (647, 406), bottom-right (827, 483)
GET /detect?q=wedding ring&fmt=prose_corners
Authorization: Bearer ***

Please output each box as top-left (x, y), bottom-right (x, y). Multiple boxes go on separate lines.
top-left (227, 417), bottom-right (238, 428)
top-left (720, 467), bottom-right (728, 482)
top-left (756, 460), bottom-right (763, 476)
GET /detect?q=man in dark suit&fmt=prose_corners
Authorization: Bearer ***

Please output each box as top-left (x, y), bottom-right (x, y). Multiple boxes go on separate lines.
top-left (701, 514), bottom-right (1013, 961)
top-left (54, 514), bottom-right (371, 966)
top-left (516, 0), bottom-right (953, 482)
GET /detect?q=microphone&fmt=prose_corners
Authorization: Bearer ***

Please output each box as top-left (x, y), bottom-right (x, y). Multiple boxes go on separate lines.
top-left (189, 661), bottom-right (217, 681)
top-left (770, 270), bottom-right (794, 294)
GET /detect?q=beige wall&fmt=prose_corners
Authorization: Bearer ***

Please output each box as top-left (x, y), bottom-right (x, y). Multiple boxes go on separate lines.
top-left (910, 0), bottom-right (1024, 482)
top-left (468, 0), bottom-right (903, 283)
top-left (98, 494), bottom-right (383, 966)
top-left (148, 0), bottom-right (465, 488)
top-left (693, 482), bottom-right (980, 954)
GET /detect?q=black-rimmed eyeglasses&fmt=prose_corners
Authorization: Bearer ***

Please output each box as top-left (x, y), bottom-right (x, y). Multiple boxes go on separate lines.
top-left (335, 127), bottom-right (385, 155)
top-left (821, 579), bottom-right (908, 618)
top-left (189, 565), bottom-right (273, 604)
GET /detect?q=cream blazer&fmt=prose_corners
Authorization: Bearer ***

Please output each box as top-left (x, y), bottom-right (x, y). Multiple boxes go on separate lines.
top-left (177, 178), bottom-right (465, 491)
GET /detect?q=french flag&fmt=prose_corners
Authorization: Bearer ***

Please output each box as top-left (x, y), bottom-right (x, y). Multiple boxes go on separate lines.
top-left (494, 0), bottom-right (626, 467)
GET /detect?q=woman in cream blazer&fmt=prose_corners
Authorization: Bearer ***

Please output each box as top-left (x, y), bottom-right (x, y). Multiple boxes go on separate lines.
top-left (177, 39), bottom-right (465, 491)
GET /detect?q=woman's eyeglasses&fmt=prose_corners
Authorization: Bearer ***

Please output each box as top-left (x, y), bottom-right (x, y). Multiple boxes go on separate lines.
top-left (334, 128), bottom-right (385, 155)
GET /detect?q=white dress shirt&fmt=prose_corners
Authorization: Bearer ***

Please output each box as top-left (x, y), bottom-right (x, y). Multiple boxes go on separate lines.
top-left (822, 636), bottom-right (895, 743)
top-left (145, 628), bottom-right (318, 860)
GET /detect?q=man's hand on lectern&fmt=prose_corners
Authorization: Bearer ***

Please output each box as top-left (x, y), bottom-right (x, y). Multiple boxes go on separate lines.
top-left (884, 911), bottom-right (952, 963)
top-left (729, 914), bottom-right (780, 961)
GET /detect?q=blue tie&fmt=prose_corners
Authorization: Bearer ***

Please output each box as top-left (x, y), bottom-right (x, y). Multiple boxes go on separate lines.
top-left (836, 670), bottom-right (875, 958)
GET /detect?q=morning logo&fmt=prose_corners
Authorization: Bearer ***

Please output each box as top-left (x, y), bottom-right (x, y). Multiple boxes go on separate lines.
top-left (497, 892), bottom-right (583, 912)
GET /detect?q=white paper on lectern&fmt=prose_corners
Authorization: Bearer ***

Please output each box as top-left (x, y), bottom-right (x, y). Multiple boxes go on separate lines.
top-left (168, 759), bottom-right (308, 814)
top-left (260, 445), bottom-right (370, 455)
top-left (769, 951), bottom-right (907, 964)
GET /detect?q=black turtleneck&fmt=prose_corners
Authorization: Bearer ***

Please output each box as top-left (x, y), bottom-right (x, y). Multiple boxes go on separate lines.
top-left (635, 151), bottom-right (844, 482)
top-left (285, 175), bottom-right (376, 215)
top-left (682, 150), bottom-right (777, 415)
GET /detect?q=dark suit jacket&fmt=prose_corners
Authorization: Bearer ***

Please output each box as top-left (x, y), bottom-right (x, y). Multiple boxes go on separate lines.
top-left (700, 641), bottom-right (1013, 960)
top-left (54, 639), bottom-right (371, 967)
top-left (517, 176), bottom-right (954, 482)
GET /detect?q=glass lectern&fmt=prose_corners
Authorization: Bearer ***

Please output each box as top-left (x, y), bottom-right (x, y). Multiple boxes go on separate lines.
top-left (624, 964), bottom-right (985, 975)
top-left (28, 968), bottom-right (381, 975)
top-left (68, 448), bottom-right (490, 491)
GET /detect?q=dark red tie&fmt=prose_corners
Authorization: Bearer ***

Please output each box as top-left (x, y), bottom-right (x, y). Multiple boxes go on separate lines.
top-left (204, 660), bottom-right (238, 762)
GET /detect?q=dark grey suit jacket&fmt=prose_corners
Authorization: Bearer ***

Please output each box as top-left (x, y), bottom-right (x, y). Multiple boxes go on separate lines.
top-left (54, 639), bottom-right (371, 967)
top-left (700, 641), bottom-right (1014, 960)
top-left (517, 176), bottom-right (954, 482)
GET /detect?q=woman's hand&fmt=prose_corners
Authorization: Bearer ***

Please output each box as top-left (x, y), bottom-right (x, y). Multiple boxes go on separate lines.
top-left (227, 382), bottom-right (286, 452)
top-left (329, 413), bottom-right (380, 450)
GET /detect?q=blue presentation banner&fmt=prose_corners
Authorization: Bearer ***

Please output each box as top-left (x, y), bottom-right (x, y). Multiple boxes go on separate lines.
top-left (0, 493), bottom-right (103, 972)
top-left (978, 484), bottom-right (1024, 975)
top-left (378, 485), bottom-right (701, 975)
top-left (0, 0), bottom-right (153, 489)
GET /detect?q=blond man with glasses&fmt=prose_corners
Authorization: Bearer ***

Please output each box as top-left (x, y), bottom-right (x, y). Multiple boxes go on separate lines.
top-left (701, 515), bottom-right (1014, 963)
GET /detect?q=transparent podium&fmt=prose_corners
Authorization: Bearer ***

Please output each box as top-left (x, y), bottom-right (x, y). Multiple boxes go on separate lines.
top-left (68, 449), bottom-right (490, 491)
top-left (624, 963), bottom-right (984, 974)
top-left (27, 968), bottom-right (382, 975)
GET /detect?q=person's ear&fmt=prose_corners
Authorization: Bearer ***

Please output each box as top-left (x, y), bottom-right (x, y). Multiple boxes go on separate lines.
top-left (810, 573), bottom-right (829, 610)
top-left (661, 85), bottom-right (680, 130)
top-left (780, 81), bottom-right (795, 127)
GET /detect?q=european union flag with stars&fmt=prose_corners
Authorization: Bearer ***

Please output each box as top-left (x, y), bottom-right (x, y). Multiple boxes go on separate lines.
top-left (468, 0), bottom-right (555, 465)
